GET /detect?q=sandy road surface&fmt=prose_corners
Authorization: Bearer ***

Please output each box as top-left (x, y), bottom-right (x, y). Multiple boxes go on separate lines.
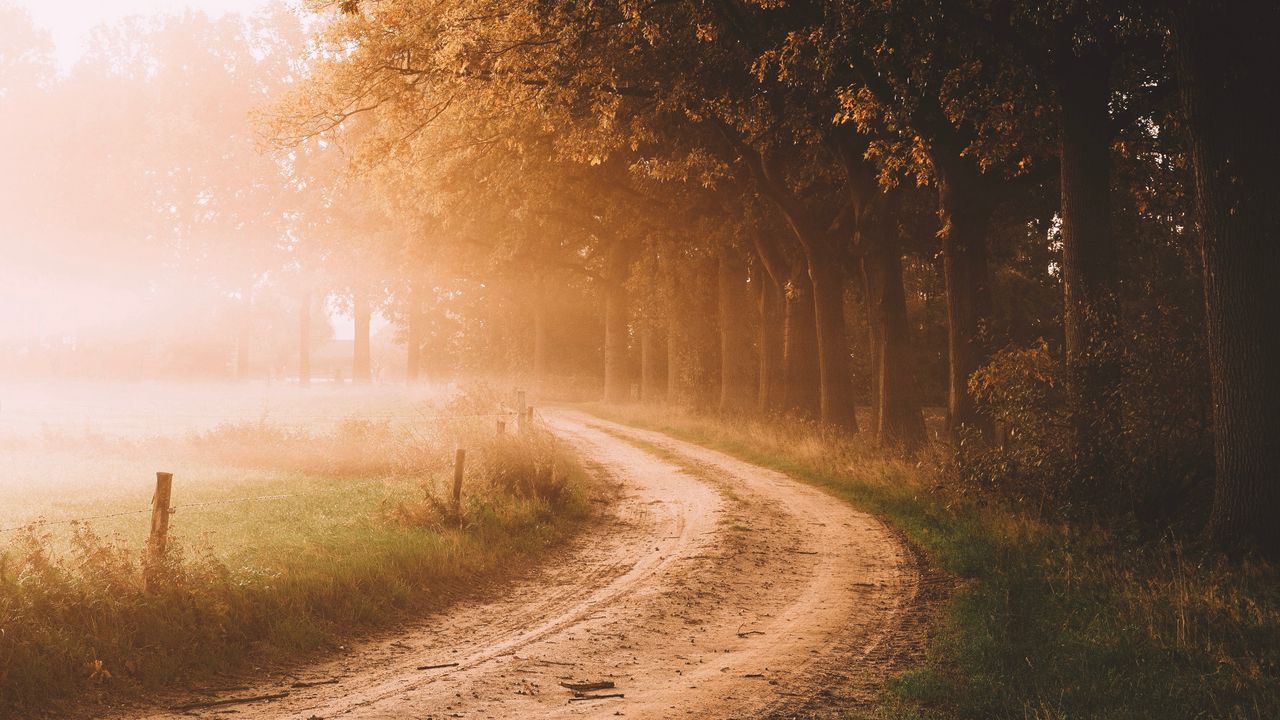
top-left (119, 409), bottom-right (925, 719)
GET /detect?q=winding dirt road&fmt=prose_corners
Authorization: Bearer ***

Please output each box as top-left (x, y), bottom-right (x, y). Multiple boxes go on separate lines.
top-left (125, 409), bottom-right (927, 719)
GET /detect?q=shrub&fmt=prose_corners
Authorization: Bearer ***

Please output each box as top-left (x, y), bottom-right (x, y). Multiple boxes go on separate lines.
top-left (961, 339), bottom-right (1078, 511)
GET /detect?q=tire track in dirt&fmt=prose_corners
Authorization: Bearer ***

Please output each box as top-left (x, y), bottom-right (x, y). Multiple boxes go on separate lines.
top-left (117, 408), bottom-right (924, 719)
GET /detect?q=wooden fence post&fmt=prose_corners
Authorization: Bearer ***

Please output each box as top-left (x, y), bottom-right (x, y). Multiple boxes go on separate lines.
top-left (149, 472), bottom-right (173, 558)
top-left (517, 390), bottom-right (527, 433)
top-left (496, 419), bottom-right (506, 436)
top-left (145, 471), bottom-right (173, 590)
top-left (452, 448), bottom-right (466, 516)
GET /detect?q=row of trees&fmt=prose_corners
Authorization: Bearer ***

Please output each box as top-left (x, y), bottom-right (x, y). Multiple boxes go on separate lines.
top-left (2, 1), bottom-right (1274, 555)
top-left (269, 0), bottom-right (1278, 557)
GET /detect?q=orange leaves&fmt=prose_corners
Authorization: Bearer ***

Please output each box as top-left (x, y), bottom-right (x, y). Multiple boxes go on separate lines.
top-left (84, 658), bottom-right (112, 684)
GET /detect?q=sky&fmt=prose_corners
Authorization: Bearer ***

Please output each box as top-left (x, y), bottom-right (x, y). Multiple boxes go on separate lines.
top-left (13, 0), bottom-right (283, 70)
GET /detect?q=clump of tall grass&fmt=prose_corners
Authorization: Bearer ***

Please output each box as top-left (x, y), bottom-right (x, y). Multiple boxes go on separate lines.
top-left (0, 390), bottom-right (593, 715)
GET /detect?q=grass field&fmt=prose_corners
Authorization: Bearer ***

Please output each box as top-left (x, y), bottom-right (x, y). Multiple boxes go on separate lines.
top-left (584, 402), bottom-right (1280, 720)
top-left (0, 380), bottom-right (591, 714)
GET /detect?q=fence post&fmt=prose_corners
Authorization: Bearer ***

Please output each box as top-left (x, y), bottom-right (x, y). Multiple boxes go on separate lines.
top-left (145, 472), bottom-right (173, 589)
top-left (496, 419), bottom-right (506, 436)
top-left (149, 472), bottom-right (173, 557)
top-left (516, 390), bottom-right (527, 433)
top-left (452, 448), bottom-right (466, 516)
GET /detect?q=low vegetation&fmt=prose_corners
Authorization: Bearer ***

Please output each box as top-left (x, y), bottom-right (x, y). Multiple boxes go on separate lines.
top-left (585, 403), bottom-right (1279, 720)
top-left (0, 390), bottom-right (592, 714)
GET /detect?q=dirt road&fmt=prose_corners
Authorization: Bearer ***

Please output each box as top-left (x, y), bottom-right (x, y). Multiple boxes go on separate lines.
top-left (127, 409), bottom-right (925, 719)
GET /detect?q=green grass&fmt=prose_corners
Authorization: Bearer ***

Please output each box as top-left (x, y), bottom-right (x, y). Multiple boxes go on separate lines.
top-left (581, 402), bottom-right (1280, 720)
top-left (0, 388), bottom-right (594, 715)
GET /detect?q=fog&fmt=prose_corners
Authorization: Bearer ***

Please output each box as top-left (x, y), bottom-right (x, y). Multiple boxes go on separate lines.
top-left (1, 3), bottom-right (390, 382)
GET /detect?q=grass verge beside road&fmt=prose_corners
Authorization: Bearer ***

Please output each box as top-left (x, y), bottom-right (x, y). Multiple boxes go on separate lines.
top-left (0, 403), bottom-right (593, 715)
top-left (582, 402), bottom-right (1280, 720)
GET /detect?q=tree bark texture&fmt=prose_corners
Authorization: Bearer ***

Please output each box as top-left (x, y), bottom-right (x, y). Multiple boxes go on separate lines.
top-left (1175, 0), bottom-right (1280, 557)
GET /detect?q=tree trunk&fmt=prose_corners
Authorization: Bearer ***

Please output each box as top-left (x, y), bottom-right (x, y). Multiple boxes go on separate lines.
top-left (747, 231), bottom-right (793, 415)
top-left (756, 263), bottom-right (786, 413)
top-left (603, 279), bottom-right (631, 403)
top-left (667, 255), bottom-right (720, 409)
top-left (407, 282), bottom-right (422, 382)
top-left (871, 232), bottom-right (926, 449)
top-left (857, 195), bottom-right (926, 450)
top-left (718, 244), bottom-right (757, 414)
top-left (1059, 52), bottom-right (1121, 482)
top-left (738, 140), bottom-right (850, 424)
top-left (783, 268), bottom-right (822, 418)
top-left (353, 293), bottom-right (372, 383)
top-left (298, 291), bottom-right (311, 388)
top-left (933, 156), bottom-right (995, 438)
top-left (602, 239), bottom-right (635, 403)
top-left (533, 298), bottom-right (549, 390)
top-left (1175, 1), bottom-right (1280, 557)
top-left (808, 251), bottom-right (858, 431)
top-left (640, 322), bottom-right (667, 401)
top-left (860, 261), bottom-right (881, 432)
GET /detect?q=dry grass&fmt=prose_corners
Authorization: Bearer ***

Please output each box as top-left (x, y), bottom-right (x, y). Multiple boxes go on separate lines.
top-left (585, 402), bottom-right (1280, 720)
top-left (0, 384), bottom-right (592, 715)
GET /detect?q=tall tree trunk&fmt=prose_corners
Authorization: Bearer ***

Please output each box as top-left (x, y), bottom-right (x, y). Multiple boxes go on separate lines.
top-left (353, 293), bottom-right (371, 383)
top-left (933, 156), bottom-right (995, 438)
top-left (870, 230), bottom-right (926, 449)
top-left (298, 291), bottom-right (311, 388)
top-left (1059, 52), bottom-right (1120, 483)
top-left (1175, 1), bottom-right (1280, 557)
top-left (807, 249), bottom-right (859, 431)
top-left (737, 139), bottom-right (852, 425)
top-left (667, 255), bottom-right (720, 409)
top-left (666, 261), bottom-right (686, 405)
top-left (747, 231), bottom-right (794, 415)
top-left (860, 261), bottom-right (881, 432)
top-left (783, 267), bottom-right (822, 418)
top-left (856, 200), bottom-right (926, 449)
top-left (666, 310), bottom-right (685, 405)
top-left (640, 322), bottom-right (667, 401)
top-left (718, 244), bottom-right (757, 414)
top-left (533, 298), bottom-right (549, 390)
top-left (602, 239), bottom-right (635, 403)
top-left (406, 282), bottom-right (422, 382)
top-left (756, 263), bottom-right (786, 413)
top-left (603, 280), bottom-right (630, 403)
